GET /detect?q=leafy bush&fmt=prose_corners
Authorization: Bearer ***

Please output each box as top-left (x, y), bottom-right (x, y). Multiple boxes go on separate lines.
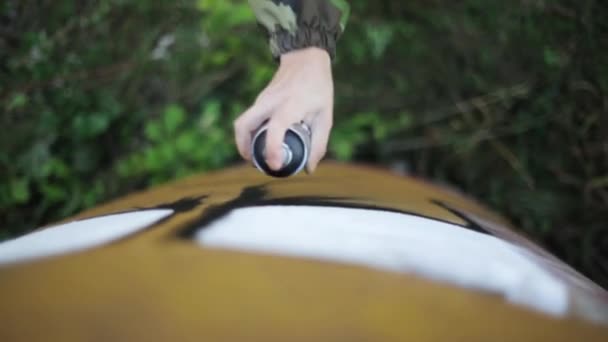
top-left (1, 0), bottom-right (607, 287)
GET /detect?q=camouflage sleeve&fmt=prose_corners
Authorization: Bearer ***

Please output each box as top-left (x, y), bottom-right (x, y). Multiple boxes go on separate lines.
top-left (248, 0), bottom-right (350, 59)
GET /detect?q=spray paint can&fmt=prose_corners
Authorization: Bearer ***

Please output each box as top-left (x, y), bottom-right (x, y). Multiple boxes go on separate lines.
top-left (251, 122), bottom-right (311, 178)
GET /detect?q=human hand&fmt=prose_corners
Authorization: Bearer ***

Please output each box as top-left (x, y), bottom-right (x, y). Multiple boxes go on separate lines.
top-left (234, 47), bottom-right (334, 173)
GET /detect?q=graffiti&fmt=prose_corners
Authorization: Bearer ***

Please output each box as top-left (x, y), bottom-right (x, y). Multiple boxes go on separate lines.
top-left (0, 164), bottom-right (606, 340)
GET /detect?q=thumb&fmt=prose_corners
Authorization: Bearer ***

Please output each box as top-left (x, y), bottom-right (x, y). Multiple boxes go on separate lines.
top-left (264, 118), bottom-right (290, 171)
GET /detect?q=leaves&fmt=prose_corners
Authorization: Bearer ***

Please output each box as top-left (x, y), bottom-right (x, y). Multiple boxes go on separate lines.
top-left (10, 179), bottom-right (30, 204)
top-left (364, 23), bottom-right (395, 60)
top-left (163, 105), bottom-right (186, 135)
top-left (118, 102), bottom-right (236, 185)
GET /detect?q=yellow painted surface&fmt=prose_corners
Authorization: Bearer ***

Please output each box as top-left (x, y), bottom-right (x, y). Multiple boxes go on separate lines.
top-left (0, 162), bottom-right (606, 341)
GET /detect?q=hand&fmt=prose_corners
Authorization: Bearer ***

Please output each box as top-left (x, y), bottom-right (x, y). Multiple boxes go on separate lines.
top-left (234, 47), bottom-right (334, 173)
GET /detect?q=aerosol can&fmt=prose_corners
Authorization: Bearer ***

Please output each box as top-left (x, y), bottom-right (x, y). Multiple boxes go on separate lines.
top-left (251, 122), bottom-right (311, 178)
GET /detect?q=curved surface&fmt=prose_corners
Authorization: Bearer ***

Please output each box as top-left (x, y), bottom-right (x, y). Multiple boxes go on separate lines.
top-left (195, 205), bottom-right (568, 316)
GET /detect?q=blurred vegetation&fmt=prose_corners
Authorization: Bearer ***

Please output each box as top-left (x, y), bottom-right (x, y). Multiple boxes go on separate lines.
top-left (1, 1), bottom-right (607, 287)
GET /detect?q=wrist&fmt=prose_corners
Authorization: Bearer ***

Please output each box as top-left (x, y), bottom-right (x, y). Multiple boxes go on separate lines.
top-left (279, 47), bottom-right (331, 67)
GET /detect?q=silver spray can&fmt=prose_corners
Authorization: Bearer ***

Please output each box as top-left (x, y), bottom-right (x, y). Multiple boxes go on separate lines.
top-left (251, 122), bottom-right (311, 178)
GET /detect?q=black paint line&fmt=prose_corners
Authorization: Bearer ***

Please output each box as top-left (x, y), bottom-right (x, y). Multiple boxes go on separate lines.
top-left (2, 195), bottom-right (208, 247)
top-left (175, 184), bottom-right (487, 239)
top-left (431, 200), bottom-right (493, 236)
top-left (62, 195), bottom-right (209, 223)
top-left (177, 184), bottom-right (270, 239)
top-left (147, 195), bottom-right (208, 213)
top-left (104, 196), bottom-right (210, 245)
top-left (248, 197), bottom-right (444, 220)
top-left (233, 197), bottom-right (475, 231)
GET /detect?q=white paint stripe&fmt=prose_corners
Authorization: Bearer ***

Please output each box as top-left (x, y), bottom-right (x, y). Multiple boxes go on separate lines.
top-left (0, 210), bottom-right (173, 265)
top-left (195, 206), bottom-right (568, 316)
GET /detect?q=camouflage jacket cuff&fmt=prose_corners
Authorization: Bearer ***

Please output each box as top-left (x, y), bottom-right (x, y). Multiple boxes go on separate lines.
top-left (249, 0), bottom-right (350, 62)
top-left (269, 24), bottom-right (339, 60)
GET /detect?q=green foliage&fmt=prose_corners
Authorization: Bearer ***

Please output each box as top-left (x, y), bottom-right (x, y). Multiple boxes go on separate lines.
top-left (1, 0), bottom-right (607, 287)
top-left (116, 101), bottom-right (236, 184)
top-left (0, 0), bottom-right (264, 237)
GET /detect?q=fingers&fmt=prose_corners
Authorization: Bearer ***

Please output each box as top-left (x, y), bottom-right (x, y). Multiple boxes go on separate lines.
top-left (233, 92), bottom-right (283, 160)
top-left (264, 115), bottom-right (291, 171)
top-left (307, 108), bottom-right (333, 173)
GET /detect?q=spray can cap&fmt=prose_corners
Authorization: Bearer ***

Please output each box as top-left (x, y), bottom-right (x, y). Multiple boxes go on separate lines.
top-left (251, 123), bottom-right (310, 178)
